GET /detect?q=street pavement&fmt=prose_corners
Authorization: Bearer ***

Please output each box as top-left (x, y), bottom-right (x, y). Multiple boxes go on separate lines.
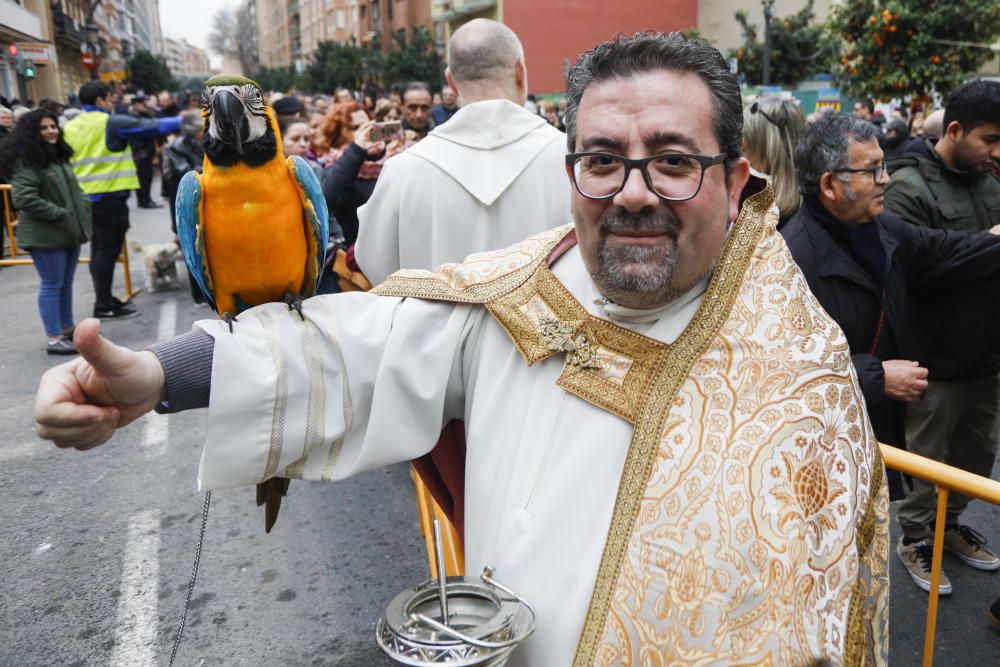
top-left (2, 189), bottom-right (1000, 665)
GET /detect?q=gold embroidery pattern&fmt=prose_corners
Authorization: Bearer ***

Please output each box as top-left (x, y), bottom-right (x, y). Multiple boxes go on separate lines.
top-left (373, 224), bottom-right (573, 304)
top-left (574, 187), bottom-right (777, 666)
top-left (584, 202), bottom-right (889, 665)
top-left (844, 446), bottom-right (889, 666)
top-left (488, 264), bottom-right (668, 423)
top-left (538, 316), bottom-right (604, 369)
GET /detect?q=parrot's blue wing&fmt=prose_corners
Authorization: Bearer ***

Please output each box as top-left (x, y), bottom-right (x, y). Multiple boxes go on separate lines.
top-left (287, 155), bottom-right (329, 296)
top-left (175, 171), bottom-right (217, 312)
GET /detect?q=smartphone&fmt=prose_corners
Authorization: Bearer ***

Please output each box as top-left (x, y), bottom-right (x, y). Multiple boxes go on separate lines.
top-left (371, 120), bottom-right (402, 142)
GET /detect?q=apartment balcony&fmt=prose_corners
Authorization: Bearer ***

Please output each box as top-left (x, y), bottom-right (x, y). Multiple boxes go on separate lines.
top-left (51, 6), bottom-right (85, 46)
top-left (431, 0), bottom-right (497, 22)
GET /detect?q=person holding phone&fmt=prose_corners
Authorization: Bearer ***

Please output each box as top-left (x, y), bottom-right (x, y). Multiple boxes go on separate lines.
top-left (319, 103), bottom-right (391, 245)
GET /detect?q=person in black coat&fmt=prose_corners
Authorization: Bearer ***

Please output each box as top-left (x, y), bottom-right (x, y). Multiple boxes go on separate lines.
top-left (782, 114), bottom-right (1000, 495)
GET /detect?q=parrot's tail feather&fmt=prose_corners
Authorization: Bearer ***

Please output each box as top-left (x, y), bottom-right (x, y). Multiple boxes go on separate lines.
top-left (256, 478), bottom-right (291, 533)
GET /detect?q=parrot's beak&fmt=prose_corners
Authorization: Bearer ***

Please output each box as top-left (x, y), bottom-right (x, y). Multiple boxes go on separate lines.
top-left (212, 89), bottom-right (248, 155)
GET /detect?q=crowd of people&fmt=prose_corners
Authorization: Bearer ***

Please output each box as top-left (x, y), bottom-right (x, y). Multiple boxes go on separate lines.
top-left (6, 19), bottom-right (1000, 662)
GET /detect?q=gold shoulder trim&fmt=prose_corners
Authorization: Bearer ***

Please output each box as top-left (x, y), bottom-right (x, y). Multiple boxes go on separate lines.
top-left (486, 265), bottom-right (669, 422)
top-left (372, 224), bottom-right (574, 304)
top-left (572, 185), bottom-right (775, 665)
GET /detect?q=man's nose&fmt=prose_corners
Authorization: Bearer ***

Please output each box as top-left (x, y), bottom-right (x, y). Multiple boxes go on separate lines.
top-left (613, 166), bottom-right (660, 213)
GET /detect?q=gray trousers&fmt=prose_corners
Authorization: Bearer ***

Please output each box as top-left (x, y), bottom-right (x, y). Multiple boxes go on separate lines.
top-left (897, 373), bottom-right (1000, 540)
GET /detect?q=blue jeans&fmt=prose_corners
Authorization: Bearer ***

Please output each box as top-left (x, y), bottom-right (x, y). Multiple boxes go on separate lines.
top-left (29, 247), bottom-right (80, 337)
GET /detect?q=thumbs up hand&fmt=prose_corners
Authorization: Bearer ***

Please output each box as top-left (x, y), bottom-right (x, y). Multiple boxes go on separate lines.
top-left (34, 319), bottom-right (166, 450)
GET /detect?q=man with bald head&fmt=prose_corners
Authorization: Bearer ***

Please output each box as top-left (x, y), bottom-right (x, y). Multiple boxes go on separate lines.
top-left (355, 18), bottom-right (570, 285)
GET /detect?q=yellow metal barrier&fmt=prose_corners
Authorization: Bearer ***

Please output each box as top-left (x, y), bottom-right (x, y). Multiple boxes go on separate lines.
top-left (0, 184), bottom-right (141, 301)
top-left (880, 444), bottom-right (1000, 667)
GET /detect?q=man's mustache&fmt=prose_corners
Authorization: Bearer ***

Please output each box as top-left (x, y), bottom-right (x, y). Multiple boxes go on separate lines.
top-left (599, 207), bottom-right (680, 237)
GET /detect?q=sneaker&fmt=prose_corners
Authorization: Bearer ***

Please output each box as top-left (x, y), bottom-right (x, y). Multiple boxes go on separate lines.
top-left (897, 536), bottom-right (952, 595)
top-left (944, 525), bottom-right (1000, 571)
top-left (93, 300), bottom-right (139, 320)
top-left (46, 338), bottom-right (78, 355)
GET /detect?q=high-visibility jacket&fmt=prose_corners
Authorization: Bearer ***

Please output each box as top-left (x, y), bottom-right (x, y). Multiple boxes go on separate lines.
top-left (63, 111), bottom-right (140, 194)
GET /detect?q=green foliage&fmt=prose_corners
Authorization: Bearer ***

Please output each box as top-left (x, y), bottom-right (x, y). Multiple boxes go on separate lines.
top-left (727, 0), bottom-right (834, 86)
top-left (382, 27), bottom-right (446, 88)
top-left (300, 39), bottom-right (374, 92)
top-left (128, 50), bottom-right (176, 95)
top-left (830, 0), bottom-right (1000, 99)
top-left (253, 27), bottom-right (445, 94)
top-left (252, 66), bottom-right (297, 93)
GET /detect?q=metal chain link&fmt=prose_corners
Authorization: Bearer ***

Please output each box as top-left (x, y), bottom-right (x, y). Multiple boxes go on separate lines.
top-left (169, 490), bottom-right (212, 667)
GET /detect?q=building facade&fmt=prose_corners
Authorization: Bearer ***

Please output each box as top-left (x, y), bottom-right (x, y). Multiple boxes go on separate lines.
top-left (162, 36), bottom-right (210, 82)
top-left (251, 0), bottom-right (435, 73)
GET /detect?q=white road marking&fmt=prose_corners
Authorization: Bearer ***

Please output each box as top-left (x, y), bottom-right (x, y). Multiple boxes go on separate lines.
top-left (109, 510), bottom-right (160, 666)
top-left (141, 300), bottom-right (178, 460)
top-left (141, 413), bottom-right (168, 459)
top-left (157, 299), bottom-right (178, 341)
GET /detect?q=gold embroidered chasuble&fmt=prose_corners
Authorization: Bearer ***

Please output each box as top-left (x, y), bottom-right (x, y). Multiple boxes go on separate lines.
top-left (376, 187), bottom-right (889, 666)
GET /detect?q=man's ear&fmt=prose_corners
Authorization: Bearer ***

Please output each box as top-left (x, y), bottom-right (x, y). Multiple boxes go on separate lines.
top-left (726, 157), bottom-right (750, 221)
top-left (445, 69), bottom-right (459, 102)
top-left (944, 119), bottom-right (965, 143)
top-left (515, 59), bottom-right (527, 95)
top-left (819, 172), bottom-right (838, 203)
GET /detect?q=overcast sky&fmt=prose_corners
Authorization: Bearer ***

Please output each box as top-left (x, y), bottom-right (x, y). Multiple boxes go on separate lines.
top-left (159, 0), bottom-right (237, 67)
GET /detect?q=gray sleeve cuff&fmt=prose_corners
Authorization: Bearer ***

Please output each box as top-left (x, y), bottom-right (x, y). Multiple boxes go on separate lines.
top-left (147, 329), bottom-right (215, 413)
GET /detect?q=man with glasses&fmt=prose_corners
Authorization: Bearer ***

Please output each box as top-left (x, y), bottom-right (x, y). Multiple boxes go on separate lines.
top-left (783, 112), bottom-right (1000, 597)
top-left (34, 33), bottom-right (888, 663)
top-left (884, 80), bottom-right (1000, 590)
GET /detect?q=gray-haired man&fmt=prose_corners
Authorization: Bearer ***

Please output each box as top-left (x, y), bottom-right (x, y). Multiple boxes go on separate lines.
top-left (782, 113), bottom-right (1000, 596)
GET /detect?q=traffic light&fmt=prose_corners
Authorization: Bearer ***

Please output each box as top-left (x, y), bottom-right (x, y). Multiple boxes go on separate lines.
top-left (6, 43), bottom-right (19, 65)
top-left (23, 60), bottom-right (35, 79)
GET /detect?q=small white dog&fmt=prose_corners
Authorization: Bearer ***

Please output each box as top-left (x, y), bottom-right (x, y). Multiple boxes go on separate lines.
top-left (129, 240), bottom-right (182, 292)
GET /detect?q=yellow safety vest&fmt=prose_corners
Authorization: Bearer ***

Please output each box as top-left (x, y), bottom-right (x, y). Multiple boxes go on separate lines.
top-left (63, 111), bottom-right (140, 194)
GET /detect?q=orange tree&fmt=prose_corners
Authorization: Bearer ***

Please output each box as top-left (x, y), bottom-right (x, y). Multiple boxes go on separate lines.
top-left (830, 0), bottom-right (1000, 99)
top-left (728, 0), bottom-right (834, 86)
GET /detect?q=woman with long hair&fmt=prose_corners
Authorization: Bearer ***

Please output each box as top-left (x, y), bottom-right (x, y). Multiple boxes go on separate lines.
top-left (742, 96), bottom-right (806, 228)
top-left (316, 101), bottom-right (370, 157)
top-left (0, 109), bottom-right (92, 354)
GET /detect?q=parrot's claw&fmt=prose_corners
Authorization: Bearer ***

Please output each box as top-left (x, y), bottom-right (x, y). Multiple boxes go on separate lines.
top-left (283, 293), bottom-right (306, 321)
top-left (223, 312), bottom-right (236, 333)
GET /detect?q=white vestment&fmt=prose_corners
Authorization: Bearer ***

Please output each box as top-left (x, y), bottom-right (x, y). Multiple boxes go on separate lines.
top-left (355, 99), bottom-right (571, 286)
top-left (195, 193), bottom-right (888, 666)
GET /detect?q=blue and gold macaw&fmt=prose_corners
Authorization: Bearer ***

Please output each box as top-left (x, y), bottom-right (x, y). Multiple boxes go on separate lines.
top-left (175, 75), bottom-right (329, 532)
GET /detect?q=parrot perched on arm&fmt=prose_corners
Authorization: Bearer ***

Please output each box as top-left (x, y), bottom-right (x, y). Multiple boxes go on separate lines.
top-left (175, 75), bottom-right (329, 532)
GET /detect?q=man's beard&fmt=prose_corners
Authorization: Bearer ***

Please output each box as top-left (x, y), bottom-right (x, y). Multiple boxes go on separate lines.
top-left (590, 207), bottom-right (691, 308)
top-left (953, 139), bottom-right (991, 173)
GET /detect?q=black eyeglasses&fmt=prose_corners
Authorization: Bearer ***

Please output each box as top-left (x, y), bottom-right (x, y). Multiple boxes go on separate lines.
top-left (833, 162), bottom-right (888, 184)
top-left (565, 151), bottom-right (728, 201)
top-left (749, 100), bottom-right (783, 130)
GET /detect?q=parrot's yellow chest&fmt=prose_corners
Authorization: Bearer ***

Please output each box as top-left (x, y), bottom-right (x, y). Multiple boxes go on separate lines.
top-left (201, 159), bottom-right (308, 314)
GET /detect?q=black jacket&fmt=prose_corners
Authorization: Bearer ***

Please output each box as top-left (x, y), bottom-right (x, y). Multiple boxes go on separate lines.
top-left (782, 198), bottom-right (1000, 449)
top-left (320, 143), bottom-right (380, 245)
top-left (886, 139), bottom-right (1000, 379)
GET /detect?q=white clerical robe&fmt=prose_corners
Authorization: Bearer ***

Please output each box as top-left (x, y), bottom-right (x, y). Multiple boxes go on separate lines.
top-left (196, 189), bottom-right (888, 666)
top-left (355, 99), bottom-right (571, 286)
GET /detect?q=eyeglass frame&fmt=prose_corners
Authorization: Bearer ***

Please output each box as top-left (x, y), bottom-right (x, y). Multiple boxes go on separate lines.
top-left (565, 151), bottom-right (729, 202)
top-left (749, 100), bottom-right (784, 130)
top-left (832, 161), bottom-right (888, 184)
